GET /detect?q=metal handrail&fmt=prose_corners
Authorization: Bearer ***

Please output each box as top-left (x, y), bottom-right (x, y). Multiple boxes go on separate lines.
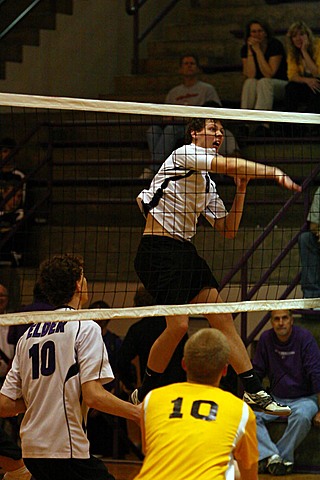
top-left (0, 0), bottom-right (42, 41)
top-left (125, 0), bottom-right (182, 74)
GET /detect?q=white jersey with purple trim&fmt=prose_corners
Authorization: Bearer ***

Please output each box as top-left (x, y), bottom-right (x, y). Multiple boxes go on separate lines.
top-left (1, 308), bottom-right (114, 459)
top-left (137, 143), bottom-right (228, 241)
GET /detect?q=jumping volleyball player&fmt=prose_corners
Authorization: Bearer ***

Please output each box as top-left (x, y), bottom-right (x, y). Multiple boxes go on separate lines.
top-left (133, 117), bottom-right (301, 415)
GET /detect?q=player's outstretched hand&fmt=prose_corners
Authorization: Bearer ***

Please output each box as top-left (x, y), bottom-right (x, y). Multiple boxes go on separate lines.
top-left (275, 170), bottom-right (302, 192)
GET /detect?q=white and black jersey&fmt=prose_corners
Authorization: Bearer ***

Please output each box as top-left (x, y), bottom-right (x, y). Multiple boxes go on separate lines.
top-left (1, 308), bottom-right (114, 459)
top-left (137, 143), bottom-right (227, 241)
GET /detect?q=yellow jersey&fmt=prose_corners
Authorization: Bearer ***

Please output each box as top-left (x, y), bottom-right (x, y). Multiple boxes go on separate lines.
top-left (134, 382), bottom-right (258, 480)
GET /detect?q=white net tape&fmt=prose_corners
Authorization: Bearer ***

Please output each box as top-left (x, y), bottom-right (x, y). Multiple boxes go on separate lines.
top-left (1, 297), bottom-right (319, 327)
top-left (1, 92), bottom-right (320, 123)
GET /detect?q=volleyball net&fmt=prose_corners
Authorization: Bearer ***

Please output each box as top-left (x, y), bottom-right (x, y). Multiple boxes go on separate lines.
top-left (0, 92), bottom-right (320, 338)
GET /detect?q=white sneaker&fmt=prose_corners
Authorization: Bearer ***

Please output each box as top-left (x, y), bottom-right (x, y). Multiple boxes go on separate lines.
top-left (283, 461), bottom-right (294, 474)
top-left (267, 454), bottom-right (286, 475)
top-left (139, 167), bottom-right (154, 180)
top-left (243, 390), bottom-right (291, 416)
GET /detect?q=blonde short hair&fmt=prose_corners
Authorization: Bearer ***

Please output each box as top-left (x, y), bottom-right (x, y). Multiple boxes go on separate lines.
top-left (184, 328), bottom-right (230, 384)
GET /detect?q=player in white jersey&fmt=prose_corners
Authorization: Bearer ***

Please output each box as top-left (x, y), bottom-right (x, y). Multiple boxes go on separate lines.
top-left (133, 117), bottom-right (301, 416)
top-left (0, 254), bottom-right (140, 480)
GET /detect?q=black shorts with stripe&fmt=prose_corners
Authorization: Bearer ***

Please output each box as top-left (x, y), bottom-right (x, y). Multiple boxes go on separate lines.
top-left (134, 235), bottom-right (219, 305)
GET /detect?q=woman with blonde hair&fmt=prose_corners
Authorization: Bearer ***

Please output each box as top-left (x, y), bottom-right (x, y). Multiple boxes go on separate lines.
top-left (285, 21), bottom-right (320, 113)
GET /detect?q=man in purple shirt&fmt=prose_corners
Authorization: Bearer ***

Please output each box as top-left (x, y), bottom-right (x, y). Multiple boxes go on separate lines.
top-left (253, 309), bottom-right (320, 475)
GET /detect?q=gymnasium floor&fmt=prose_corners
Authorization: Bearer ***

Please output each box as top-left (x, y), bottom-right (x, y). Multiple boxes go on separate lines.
top-left (104, 460), bottom-right (320, 480)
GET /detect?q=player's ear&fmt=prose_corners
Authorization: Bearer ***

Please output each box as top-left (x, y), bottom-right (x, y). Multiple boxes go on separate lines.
top-left (75, 278), bottom-right (82, 294)
top-left (190, 129), bottom-right (197, 141)
top-left (181, 357), bottom-right (187, 372)
top-left (221, 364), bottom-right (229, 377)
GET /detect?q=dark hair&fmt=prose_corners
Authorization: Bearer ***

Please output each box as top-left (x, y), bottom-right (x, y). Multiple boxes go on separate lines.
top-left (89, 300), bottom-right (110, 309)
top-left (39, 254), bottom-right (84, 306)
top-left (179, 53), bottom-right (200, 67)
top-left (33, 281), bottom-right (51, 304)
top-left (133, 286), bottom-right (155, 307)
top-left (185, 117), bottom-right (221, 143)
top-left (244, 19), bottom-right (273, 40)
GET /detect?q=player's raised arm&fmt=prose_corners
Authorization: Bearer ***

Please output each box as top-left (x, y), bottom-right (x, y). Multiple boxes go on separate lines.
top-left (210, 156), bottom-right (301, 193)
top-left (215, 176), bottom-right (249, 239)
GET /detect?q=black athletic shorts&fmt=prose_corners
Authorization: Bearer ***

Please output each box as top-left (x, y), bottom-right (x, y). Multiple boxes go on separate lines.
top-left (134, 235), bottom-right (219, 304)
top-left (24, 455), bottom-right (115, 480)
top-left (0, 427), bottom-right (22, 460)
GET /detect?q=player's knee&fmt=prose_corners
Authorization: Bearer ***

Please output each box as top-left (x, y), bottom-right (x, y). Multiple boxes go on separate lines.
top-left (167, 317), bottom-right (189, 335)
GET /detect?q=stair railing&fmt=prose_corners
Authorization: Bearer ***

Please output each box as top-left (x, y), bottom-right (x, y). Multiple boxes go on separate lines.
top-left (0, 0), bottom-right (42, 41)
top-left (126, 0), bottom-right (182, 73)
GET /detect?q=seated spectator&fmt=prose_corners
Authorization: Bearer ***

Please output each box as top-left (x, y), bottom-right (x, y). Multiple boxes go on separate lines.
top-left (0, 138), bottom-right (16, 161)
top-left (142, 53), bottom-right (221, 178)
top-left (0, 283), bottom-right (9, 315)
top-left (240, 19), bottom-right (287, 135)
top-left (117, 287), bottom-right (187, 394)
top-left (0, 138), bottom-right (25, 205)
top-left (253, 309), bottom-right (320, 476)
top-left (7, 280), bottom-right (54, 351)
top-left (0, 181), bottom-right (24, 266)
top-left (299, 186), bottom-right (320, 298)
top-left (285, 21), bottom-right (320, 114)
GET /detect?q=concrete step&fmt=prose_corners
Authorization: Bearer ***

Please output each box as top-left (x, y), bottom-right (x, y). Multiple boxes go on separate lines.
top-left (188, 1), bottom-right (319, 28)
top-left (163, 22), bottom-right (241, 42)
top-left (198, 0), bottom-right (265, 6)
top-left (113, 72), bottom-right (244, 104)
top-left (0, 0), bottom-right (73, 79)
top-left (146, 39), bottom-right (242, 65)
top-left (140, 57), bottom-right (241, 75)
top-left (0, 27), bottom-right (40, 46)
top-left (0, 44), bottom-right (23, 63)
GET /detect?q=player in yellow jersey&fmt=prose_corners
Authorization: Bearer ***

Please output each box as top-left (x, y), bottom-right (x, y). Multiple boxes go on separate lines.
top-left (134, 328), bottom-right (258, 480)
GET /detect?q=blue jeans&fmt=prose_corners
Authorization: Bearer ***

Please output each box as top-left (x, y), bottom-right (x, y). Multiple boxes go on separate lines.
top-left (146, 124), bottom-right (186, 172)
top-left (299, 231), bottom-right (320, 298)
top-left (255, 395), bottom-right (318, 463)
